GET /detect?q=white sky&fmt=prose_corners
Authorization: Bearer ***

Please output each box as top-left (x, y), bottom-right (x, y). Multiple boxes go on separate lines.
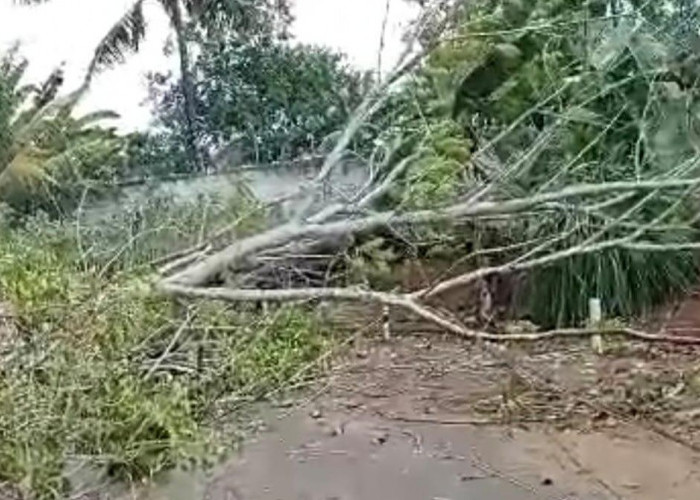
top-left (0, 0), bottom-right (418, 130)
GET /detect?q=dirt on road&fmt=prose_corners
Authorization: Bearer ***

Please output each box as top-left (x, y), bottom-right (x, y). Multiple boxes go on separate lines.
top-left (116, 330), bottom-right (700, 500)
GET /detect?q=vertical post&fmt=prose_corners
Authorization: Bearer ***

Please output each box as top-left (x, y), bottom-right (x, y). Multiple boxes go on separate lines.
top-left (382, 304), bottom-right (391, 341)
top-left (589, 298), bottom-right (604, 354)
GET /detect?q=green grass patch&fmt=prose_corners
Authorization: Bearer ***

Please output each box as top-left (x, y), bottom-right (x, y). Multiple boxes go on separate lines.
top-left (0, 201), bottom-right (334, 499)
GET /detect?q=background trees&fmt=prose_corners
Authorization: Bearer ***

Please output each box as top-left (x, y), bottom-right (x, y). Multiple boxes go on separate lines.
top-left (18, 0), bottom-right (293, 171)
top-left (0, 49), bottom-right (124, 216)
top-left (149, 40), bottom-right (373, 165)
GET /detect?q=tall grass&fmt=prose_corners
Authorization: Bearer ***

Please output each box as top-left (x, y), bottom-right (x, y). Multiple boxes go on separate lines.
top-left (0, 195), bottom-right (335, 499)
top-left (439, 0), bottom-right (700, 326)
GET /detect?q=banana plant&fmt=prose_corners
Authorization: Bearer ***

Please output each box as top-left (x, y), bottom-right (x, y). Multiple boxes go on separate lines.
top-left (0, 50), bottom-right (123, 214)
top-left (16, 0), bottom-right (292, 172)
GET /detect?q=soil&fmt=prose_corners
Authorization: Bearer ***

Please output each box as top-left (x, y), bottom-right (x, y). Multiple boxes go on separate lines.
top-left (657, 289), bottom-right (700, 337)
top-left (118, 329), bottom-right (700, 500)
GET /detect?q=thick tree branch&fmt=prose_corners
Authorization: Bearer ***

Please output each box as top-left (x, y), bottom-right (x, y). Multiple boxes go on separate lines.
top-left (163, 179), bottom-right (700, 288)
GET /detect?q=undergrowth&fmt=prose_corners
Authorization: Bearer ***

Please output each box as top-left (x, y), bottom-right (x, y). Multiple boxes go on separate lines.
top-left (0, 197), bottom-right (334, 499)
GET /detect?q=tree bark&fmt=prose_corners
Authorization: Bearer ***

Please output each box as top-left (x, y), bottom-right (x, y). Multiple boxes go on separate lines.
top-left (160, 283), bottom-right (700, 345)
top-left (170, 0), bottom-right (203, 172)
top-left (162, 178), bottom-right (700, 289)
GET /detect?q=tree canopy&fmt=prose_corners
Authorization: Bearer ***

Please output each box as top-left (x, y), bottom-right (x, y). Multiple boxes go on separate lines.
top-left (149, 39), bottom-right (373, 165)
top-left (363, 0), bottom-right (700, 325)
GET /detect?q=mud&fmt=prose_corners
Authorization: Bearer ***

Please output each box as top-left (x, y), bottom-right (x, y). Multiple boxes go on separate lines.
top-left (118, 333), bottom-right (700, 500)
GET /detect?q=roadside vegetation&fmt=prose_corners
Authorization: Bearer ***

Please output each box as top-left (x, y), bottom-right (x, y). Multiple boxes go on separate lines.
top-left (2, 0), bottom-right (700, 498)
top-left (0, 197), bottom-right (334, 498)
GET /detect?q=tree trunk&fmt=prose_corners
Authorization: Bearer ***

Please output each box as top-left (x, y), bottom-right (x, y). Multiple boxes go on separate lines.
top-left (170, 1), bottom-right (203, 172)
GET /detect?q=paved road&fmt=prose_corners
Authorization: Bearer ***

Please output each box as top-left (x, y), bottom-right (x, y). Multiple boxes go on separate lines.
top-left (208, 414), bottom-right (596, 500)
top-left (139, 410), bottom-right (611, 500)
top-left (117, 336), bottom-right (700, 500)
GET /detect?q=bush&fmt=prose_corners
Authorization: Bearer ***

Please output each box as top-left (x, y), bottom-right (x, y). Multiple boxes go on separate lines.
top-left (149, 40), bottom-right (372, 167)
top-left (0, 197), bottom-right (334, 498)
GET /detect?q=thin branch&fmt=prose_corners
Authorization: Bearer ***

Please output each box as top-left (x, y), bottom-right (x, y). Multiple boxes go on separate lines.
top-left (357, 153), bottom-right (419, 209)
top-left (421, 230), bottom-right (700, 301)
top-left (163, 178), bottom-right (700, 288)
top-left (144, 312), bottom-right (194, 380)
top-left (622, 241), bottom-right (700, 252)
top-left (158, 245), bottom-right (211, 276)
top-left (160, 284), bottom-right (700, 345)
top-left (377, 0), bottom-right (392, 77)
top-left (75, 185), bottom-right (90, 272)
top-left (294, 21), bottom-right (427, 221)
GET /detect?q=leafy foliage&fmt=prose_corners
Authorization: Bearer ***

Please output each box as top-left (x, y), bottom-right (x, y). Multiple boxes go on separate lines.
top-left (0, 50), bottom-right (124, 216)
top-left (379, 0), bottom-right (700, 325)
top-left (149, 40), bottom-right (372, 165)
top-left (0, 195), bottom-right (332, 499)
top-left (121, 131), bottom-right (192, 178)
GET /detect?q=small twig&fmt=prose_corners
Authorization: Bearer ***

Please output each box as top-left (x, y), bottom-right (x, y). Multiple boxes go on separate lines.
top-left (75, 185), bottom-right (90, 272)
top-left (377, 0), bottom-right (392, 77)
top-left (144, 313), bottom-right (194, 380)
top-left (97, 225), bottom-right (179, 280)
top-left (158, 244), bottom-right (212, 276)
top-left (376, 412), bottom-right (560, 426)
top-left (401, 428), bottom-right (424, 454)
top-left (197, 197), bottom-right (211, 245)
top-left (468, 447), bottom-right (539, 495)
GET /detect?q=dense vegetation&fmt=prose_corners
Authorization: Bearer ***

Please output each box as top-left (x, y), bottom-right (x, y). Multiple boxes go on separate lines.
top-left (371, 0), bottom-right (700, 325)
top-left (0, 49), bottom-right (124, 216)
top-left (0, 194), bottom-right (333, 498)
top-left (0, 2), bottom-right (343, 496)
top-left (150, 41), bottom-right (372, 165)
top-left (3, 0), bottom-right (700, 498)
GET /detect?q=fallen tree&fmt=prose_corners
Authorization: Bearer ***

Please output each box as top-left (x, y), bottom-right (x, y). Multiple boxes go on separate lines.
top-left (158, 172), bottom-right (700, 342)
top-left (158, 0), bottom-right (700, 341)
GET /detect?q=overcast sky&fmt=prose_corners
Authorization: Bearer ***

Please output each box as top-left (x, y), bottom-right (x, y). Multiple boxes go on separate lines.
top-left (0, 0), bottom-right (417, 130)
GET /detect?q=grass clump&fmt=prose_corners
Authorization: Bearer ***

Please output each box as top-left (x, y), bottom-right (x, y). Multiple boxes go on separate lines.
top-left (0, 197), bottom-right (334, 499)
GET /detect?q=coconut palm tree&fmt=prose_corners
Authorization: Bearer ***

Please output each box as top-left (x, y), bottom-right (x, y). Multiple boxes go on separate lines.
top-left (17, 0), bottom-right (292, 172)
top-left (19, 0), bottom-right (203, 170)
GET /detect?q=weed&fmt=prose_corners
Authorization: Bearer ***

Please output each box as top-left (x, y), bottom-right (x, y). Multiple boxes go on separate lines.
top-left (0, 196), bottom-right (333, 499)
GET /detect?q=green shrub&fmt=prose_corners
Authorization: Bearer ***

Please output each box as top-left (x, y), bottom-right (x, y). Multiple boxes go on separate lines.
top-left (0, 199), bottom-right (333, 498)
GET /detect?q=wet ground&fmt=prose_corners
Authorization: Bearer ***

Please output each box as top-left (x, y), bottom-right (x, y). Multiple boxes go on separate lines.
top-left (189, 413), bottom-right (700, 500)
top-left (117, 332), bottom-right (700, 500)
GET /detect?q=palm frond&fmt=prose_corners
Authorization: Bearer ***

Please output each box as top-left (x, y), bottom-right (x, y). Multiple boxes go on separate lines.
top-left (40, 137), bottom-right (122, 181)
top-left (11, 103), bottom-right (68, 151)
top-left (1, 57), bottom-right (28, 91)
top-left (84, 0), bottom-right (146, 85)
top-left (73, 110), bottom-right (121, 130)
top-left (10, 82), bottom-right (90, 149)
top-left (1, 44), bottom-right (125, 213)
top-left (0, 148), bottom-right (50, 192)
